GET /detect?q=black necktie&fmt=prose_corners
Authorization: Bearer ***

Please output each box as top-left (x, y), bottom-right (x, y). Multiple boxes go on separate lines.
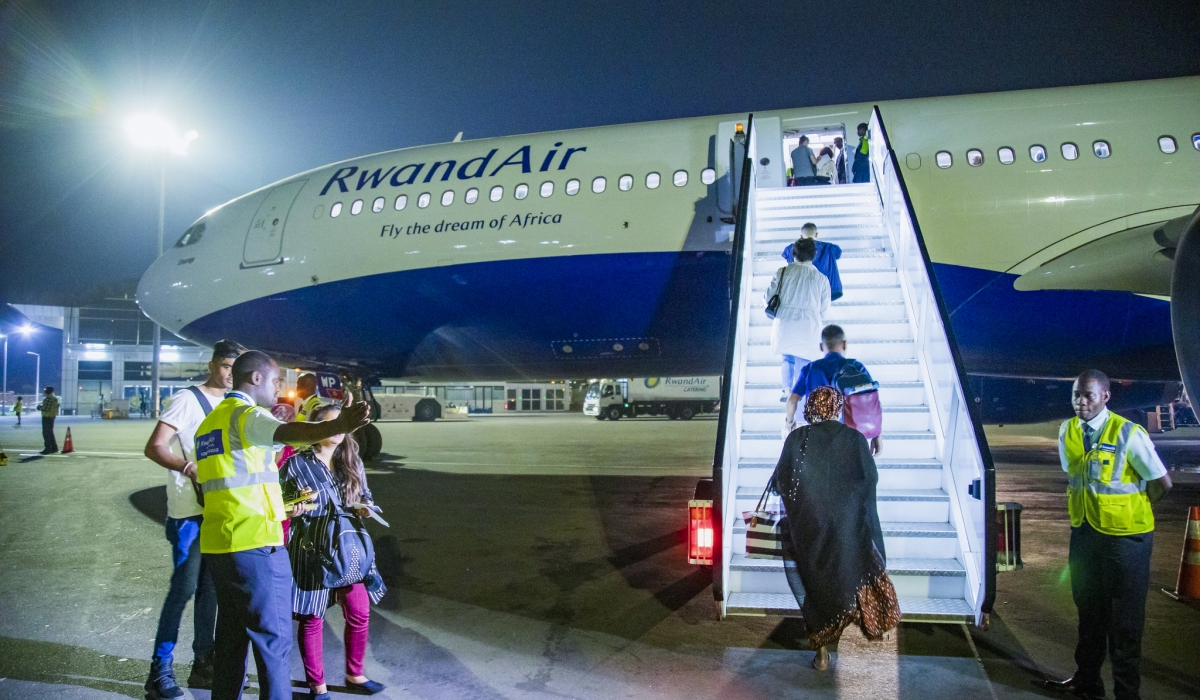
top-left (1082, 423), bottom-right (1094, 452)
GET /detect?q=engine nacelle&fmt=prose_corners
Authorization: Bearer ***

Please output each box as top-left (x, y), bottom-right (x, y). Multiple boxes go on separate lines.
top-left (1170, 207), bottom-right (1200, 406)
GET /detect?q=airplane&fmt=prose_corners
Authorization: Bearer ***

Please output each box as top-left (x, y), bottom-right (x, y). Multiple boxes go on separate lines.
top-left (137, 76), bottom-right (1200, 432)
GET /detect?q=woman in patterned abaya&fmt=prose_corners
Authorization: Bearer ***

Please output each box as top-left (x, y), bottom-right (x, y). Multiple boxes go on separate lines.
top-left (775, 386), bottom-right (901, 670)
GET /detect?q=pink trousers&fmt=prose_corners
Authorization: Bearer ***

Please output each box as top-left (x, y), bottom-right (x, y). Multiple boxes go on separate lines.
top-left (295, 582), bottom-right (369, 687)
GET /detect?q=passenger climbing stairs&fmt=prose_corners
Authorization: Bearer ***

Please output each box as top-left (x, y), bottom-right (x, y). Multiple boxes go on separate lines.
top-left (714, 111), bottom-right (993, 625)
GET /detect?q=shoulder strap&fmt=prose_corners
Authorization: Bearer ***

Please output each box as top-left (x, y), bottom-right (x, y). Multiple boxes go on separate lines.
top-left (186, 385), bottom-right (214, 416)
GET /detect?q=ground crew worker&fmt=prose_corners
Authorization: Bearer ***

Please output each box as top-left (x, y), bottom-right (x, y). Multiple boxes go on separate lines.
top-left (13, 396), bottom-right (22, 426)
top-left (851, 122), bottom-right (870, 183)
top-left (1040, 369), bottom-right (1172, 700)
top-left (37, 386), bottom-right (59, 454)
top-left (294, 372), bottom-right (324, 421)
top-left (194, 350), bottom-right (370, 700)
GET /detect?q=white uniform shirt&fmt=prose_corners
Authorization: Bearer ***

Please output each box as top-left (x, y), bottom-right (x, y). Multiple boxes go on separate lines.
top-left (766, 261), bottom-right (831, 358)
top-left (159, 387), bottom-right (222, 519)
top-left (1057, 407), bottom-right (1167, 480)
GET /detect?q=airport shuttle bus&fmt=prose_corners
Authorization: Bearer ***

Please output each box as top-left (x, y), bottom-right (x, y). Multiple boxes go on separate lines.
top-left (139, 77), bottom-right (1200, 626)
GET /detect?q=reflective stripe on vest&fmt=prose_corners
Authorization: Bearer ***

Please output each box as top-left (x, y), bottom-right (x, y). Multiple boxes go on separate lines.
top-left (195, 395), bottom-right (284, 553)
top-left (1064, 413), bottom-right (1154, 535)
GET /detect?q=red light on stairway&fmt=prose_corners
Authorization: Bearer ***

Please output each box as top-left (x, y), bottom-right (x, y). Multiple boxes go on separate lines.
top-left (688, 502), bottom-right (714, 565)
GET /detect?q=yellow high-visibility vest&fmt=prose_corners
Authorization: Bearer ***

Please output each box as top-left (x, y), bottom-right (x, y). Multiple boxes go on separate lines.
top-left (1063, 412), bottom-right (1155, 535)
top-left (297, 394), bottom-right (323, 422)
top-left (195, 392), bottom-right (284, 553)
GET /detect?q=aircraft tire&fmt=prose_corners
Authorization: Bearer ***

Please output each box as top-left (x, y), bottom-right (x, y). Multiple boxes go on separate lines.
top-left (357, 423), bottom-right (383, 461)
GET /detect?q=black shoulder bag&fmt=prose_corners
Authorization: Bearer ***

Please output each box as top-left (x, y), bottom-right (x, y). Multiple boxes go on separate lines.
top-left (319, 477), bottom-right (377, 589)
top-left (765, 265), bottom-right (791, 320)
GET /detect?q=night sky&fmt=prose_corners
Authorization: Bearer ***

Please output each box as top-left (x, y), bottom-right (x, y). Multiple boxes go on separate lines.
top-left (1, 0), bottom-right (1197, 306)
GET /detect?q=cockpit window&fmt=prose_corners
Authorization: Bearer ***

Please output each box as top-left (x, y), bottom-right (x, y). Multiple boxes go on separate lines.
top-left (174, 222), bottom-right (205, 247)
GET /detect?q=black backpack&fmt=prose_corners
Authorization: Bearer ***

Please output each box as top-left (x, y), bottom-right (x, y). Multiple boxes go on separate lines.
top-left (832, 359), bottom-right (879, 396)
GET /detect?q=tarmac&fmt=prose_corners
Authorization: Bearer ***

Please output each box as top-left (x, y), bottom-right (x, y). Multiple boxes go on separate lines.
top-left (0, 412), bottom-right (1197, 699)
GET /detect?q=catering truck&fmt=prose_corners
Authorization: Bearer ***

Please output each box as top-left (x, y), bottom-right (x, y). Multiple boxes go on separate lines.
top-left (583, 377), bottom-right (720, 420)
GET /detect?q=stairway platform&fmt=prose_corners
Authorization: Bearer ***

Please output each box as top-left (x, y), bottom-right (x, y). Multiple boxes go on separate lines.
top-left (736, 486), bottom-right (947, 501)
top-left (725, 592), bottom-right (975, 623)
top-left (737, 457), bottom-right (942, 470)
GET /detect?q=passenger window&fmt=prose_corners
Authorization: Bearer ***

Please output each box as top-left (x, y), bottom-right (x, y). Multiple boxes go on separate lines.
top-left (701, 167), bottom-right (716, 185)
top-left (489, 185), bottom-right (503, 202)
top-left (565, 179), bottom-right (580, 195)
top-left (372, 197), bottom-right (385, 213)
top-left (540, 181), bottom-right (554, 197)
top-left (998, 147), bottom-right (1015, 164)
top-left (592, 176), bottom-right (607, 193)
top-left (1061, 142), bottom-right (1079, 160)
top-left (465, 188), bottom-right (479, 204)
top-left (1030, 145), bottom-right (1047, 163)
top-left (673, 170), bottom-right (688, 186)
top-left (966, 149), bottom-right (983, 166)
top-left (515, 184), bottom-right (529, 200)
top-left (935, 151), bottom-right (952, 168)
top-left (441, 190), bottom-right (454, 206)
top-left (646, 172), bottom-right (660, 189)
top-left (619, 174), bottom-right (633, 191)
top-left (330, 202), bottom-right (343, 217)
top-left (417, 193), bottom-right (431, 208)
top-left (1092, 141), bottom-right (1111, 158)
top-left (1159, 136), bottom-right (1177, 154)
top-left (350, 199), bottom-right (364, 215)
top-left (394, 194), bottom-right (407, 210)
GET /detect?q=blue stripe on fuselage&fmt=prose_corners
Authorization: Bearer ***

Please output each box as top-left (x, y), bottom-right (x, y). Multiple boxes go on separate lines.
top-left (180, 254), bottom-right (1177, 383)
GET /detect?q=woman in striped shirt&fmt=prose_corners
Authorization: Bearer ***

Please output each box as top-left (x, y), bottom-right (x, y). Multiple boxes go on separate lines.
top-left (281, 404), bottom-right (387, 699)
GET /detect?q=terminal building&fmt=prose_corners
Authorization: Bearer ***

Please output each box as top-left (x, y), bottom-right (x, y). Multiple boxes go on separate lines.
top-left (6, 301), bottom-right (577, 417)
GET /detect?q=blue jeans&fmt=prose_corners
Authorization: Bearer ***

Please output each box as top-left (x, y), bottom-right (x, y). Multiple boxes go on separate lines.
top-left (152, 516), bottom-right (217, 667)
top-left (781, 355), bottom-right (810, 393)
top-left (207, 546), bottom-right (294, 700)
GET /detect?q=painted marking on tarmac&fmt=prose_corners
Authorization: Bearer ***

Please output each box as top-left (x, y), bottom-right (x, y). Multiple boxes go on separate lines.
top-left (961, 622), bottom-right (1001, 700)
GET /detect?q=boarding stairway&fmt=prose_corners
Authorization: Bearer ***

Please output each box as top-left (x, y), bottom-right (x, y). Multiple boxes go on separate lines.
top-left (713, 110), bottom-right (995, 625)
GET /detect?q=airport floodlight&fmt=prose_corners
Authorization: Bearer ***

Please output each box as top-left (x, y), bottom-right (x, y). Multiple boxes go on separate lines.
top-left (17, 324), bottom-right (34, 336)
top-left (124, 113), bottom-right (198, 156)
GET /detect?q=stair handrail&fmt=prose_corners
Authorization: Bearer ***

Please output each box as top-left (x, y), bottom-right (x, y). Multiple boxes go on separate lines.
top-left (712, 115), bottom-right (754, 607)
top-left (867, 106), bottom-right (998, 622)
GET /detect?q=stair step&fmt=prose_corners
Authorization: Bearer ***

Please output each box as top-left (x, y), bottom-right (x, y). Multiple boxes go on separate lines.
top-left (724, 592), bottom-right (974, 623)
top-left (728, 554), bottom-right (966, 599)
top-left (743, 358), bottom-right (919, 385)
top-left (743, 381), bottom-right (925, 409)
top-left (734, 445), bottom-right (940, 486)
top-left (730, 520), bottom-right (958, 559)
top-left (746, 339), bottom-right (915, 363)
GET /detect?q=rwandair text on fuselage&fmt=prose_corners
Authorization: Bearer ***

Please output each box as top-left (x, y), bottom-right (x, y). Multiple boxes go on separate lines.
top-left (318, 142), bottom-right (589, 196)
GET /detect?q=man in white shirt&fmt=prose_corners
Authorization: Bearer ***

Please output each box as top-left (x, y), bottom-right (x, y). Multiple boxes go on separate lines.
top-left (141, 339), bottom-right (244, 699)
top-left (1041, 370), bottom-right (1171, 700)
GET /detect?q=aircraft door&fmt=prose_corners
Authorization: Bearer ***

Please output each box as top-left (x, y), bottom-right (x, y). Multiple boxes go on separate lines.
top-left (752, 116), bottom-right (785, 188)
top-left (242, 179), bottom-right (307, 267)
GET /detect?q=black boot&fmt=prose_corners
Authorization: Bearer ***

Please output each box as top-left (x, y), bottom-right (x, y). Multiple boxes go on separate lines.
top-left (145, 661), bottom-right (185, 699)
top-left (187, 653), bottom-right (214, 689)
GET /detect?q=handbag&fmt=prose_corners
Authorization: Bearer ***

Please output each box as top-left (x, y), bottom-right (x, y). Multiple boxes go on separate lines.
top-left (764, 265), bottom-right (791, 320)
top-left (743, 476), bottom-right (784, 559)
top-left (833, 360), bottom-right (883, 439)
top-left (318, 479), bottom-right (376, 589)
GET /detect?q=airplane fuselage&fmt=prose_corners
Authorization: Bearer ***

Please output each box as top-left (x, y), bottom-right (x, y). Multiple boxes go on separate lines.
top-left (138, 77), bottom-right (1200, 418)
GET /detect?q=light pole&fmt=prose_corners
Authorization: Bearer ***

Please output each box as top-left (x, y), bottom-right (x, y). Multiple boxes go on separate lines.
top-left (27, 352), bottom-right (40, 398)
top-left (1, 334), bottom-right (6, 416)
top-left (125, 113), bottom-right (197, 419)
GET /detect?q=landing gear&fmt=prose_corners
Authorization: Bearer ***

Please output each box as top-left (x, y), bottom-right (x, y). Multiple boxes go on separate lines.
top-left (357, 423), bottom-right (383, 461)
top-left (606, 406), bottom-right (623, 421)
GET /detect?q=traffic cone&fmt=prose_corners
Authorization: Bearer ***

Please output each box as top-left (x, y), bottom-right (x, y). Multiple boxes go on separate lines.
top-left (62, 428), bottom-right (74, 454)
top-left (1163, 506), bottom-right (1200, 602)
top-left (0, 448), bottom-right (7, 466)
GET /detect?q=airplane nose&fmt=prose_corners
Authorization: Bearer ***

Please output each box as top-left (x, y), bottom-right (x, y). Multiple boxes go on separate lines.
top-left (136, 252), bottom-right (177, 332)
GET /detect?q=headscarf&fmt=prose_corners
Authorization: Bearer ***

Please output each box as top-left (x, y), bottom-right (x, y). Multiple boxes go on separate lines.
top-left (803, 386), bottom-right (843, 424)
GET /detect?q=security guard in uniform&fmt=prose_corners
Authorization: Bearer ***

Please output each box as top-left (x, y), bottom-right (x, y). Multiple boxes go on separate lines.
top-left (195, 350), bottom-right (369, 700)
top-left (294, 372), bottom-right (324, 421)
top-left (1041, 370), bottom-right (1172, 700)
